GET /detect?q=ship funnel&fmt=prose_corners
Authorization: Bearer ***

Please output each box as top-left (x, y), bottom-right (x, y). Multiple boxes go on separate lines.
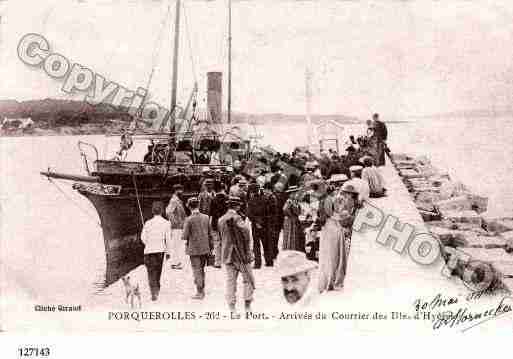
top-left (207, 72), bottom-right (223, 123)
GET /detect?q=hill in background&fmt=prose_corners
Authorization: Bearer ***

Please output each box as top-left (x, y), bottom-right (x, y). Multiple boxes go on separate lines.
top-left (0, 98), bottom-right (361, 135)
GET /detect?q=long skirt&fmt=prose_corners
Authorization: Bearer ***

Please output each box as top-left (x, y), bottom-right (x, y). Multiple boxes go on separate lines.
top-left (282, 216), bottom-right (305, 252)
top-left (318, 218), bottom-right (349, 292)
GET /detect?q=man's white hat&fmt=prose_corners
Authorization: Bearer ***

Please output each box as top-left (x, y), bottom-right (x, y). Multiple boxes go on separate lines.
top-left (358, 155), bottom-right (374, 165)
top-left (256, 176), bottom-right (266, 187)
top-left (349, 165), bottom-right (363, 172)
top-left (341, 180), bottom-right (360, 194)
top-left (277, 250), bottom-right (318, 278)
top-left (328, 174), bottom-right (348, 183)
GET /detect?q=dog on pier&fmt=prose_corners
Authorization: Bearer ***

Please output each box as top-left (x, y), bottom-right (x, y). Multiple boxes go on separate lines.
top-left (121, 276), bottom-right (142, 309)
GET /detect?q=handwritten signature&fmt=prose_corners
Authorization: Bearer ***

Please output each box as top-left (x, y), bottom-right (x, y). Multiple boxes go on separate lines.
top-left (431, 296), bottom-right (512, 332)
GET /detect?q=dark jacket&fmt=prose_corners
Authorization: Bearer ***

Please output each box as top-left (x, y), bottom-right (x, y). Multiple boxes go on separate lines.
top-left (182, 211), bottom-right (212, 256)
top-left (210, 192), bottom-right (228, 231)
top-left (274, 191), bottom-right (288, 231)
top-left (263, 190), bottom-right (278, 229)
top-left (218, 209), bottom-right (252, 264)
top-left (374, 120), bottom-right (388, 141)
top-left (247, 191), bottom-right (267, 227)
top-left (319, 157), bottom-right (332, 178)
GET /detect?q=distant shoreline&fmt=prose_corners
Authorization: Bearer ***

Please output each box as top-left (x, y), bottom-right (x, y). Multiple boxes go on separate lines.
top-left (0, 119), bottom-right (410, 138)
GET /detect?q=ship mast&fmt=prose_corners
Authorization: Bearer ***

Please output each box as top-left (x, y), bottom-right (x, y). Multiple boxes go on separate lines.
top-left (227, 0), bottom-right (232, 124)
top-left (305, 67), bottom-right (320, 154)
top-left (170, 0), bottom-right (181, 139)
top-left (305, 67), bottom-right (313, 146)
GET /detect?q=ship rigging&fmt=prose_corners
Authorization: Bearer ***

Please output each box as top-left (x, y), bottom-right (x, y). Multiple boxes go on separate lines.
top-left (40, 0), bottom-right (252, 286)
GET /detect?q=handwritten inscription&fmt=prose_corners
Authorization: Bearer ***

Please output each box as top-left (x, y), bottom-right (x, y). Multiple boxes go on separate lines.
top-left (432, 296), bottom-right (512, 330)
top-left (414, 293), bottom-right (459, 312)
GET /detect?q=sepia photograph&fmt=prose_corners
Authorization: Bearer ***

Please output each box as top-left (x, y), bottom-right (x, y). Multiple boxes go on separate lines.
top-left (1, 0), bottom-right (513, 344)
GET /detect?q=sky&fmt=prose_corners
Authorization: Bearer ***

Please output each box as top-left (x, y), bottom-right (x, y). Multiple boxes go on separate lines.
top-left (2, 0), bottom-right (513, 118)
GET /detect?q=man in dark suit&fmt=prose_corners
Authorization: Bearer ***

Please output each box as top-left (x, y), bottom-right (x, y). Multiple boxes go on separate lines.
top-left (210, 181), bottom-right (228, 268)
top-left (262, 182), bottom-right (279, 262)
top-left (372, 113), bottom-right (388, 166)
top-left (182, 197), bottom-right (213, 300)
top-left (218, 196), bottom-right (254, 312)
top-left (247, 183), bottom-right (269, 269)
top-left (373, 113), bottom-right (388, 141)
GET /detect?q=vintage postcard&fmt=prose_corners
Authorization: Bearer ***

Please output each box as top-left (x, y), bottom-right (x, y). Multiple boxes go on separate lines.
top-left (1, 0), bottom-right (513, 342)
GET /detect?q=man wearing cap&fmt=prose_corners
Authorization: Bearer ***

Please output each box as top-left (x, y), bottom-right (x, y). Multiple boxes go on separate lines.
top-left (360, 156), bottom-right (386, 198)
top-left (277, 250), bottom-right (318, 307)
top-left (182, 197), bottom-right (213, 300)
top-left (166, 184), bottom-right (187, 270)
top-left (218, 196), bottom-right (255, 312)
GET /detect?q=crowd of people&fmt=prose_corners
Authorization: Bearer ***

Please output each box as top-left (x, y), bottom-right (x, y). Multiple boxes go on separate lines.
top-left (139, 114), bottom-right (389, 311)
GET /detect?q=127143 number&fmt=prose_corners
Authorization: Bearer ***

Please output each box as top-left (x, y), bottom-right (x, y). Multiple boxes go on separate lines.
top-left (18, 347), bottom-right (51, 357)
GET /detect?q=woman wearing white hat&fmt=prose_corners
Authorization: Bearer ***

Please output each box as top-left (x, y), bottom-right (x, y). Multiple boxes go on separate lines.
top-left (317, 181), bottom-right (358, 292)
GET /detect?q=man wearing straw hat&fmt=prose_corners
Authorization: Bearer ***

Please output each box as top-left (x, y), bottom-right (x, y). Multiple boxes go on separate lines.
top-left (328, 173), bottom-right (349, 188)
top-left (277, 250), bottom-right (318, 307)
top-left (218, 196), bottom-right (255, 312)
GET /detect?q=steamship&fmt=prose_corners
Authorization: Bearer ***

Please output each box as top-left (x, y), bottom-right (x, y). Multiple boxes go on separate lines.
top-left (40, 0), bottom-right (255, 286)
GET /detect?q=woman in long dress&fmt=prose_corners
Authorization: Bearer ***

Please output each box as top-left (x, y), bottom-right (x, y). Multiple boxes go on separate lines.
top-left (317, 184), bottom-right (357, 292)
top-left (282, 186), bottom-right (305, 252)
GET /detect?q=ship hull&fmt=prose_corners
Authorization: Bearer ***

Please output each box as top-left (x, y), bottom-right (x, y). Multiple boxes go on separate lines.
top-left (75, 184), bottom-right (175, 286)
